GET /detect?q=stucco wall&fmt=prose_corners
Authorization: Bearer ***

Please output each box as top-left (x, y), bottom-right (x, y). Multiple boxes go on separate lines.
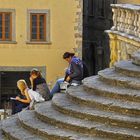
top-left (0, 0), bottom-right (82, 84)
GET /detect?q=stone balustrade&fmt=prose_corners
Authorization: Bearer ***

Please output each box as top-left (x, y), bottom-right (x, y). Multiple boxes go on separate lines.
top-left (106, 4), bottom-right (140, 67)
top-left (111, 4), bottom-right (140, 37)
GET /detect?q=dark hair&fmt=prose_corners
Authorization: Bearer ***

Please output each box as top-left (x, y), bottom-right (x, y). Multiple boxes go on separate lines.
top-left (30, 68), bottom-right (42, 78)
top-left (63, 52), bottom-right (75, 59)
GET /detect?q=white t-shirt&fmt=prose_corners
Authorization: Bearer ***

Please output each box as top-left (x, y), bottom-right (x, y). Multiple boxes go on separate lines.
top-left (28, 89), bottom-right (45, 102)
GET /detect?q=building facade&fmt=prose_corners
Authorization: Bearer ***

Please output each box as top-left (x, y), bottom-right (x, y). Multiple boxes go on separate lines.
top-left (0, 0), bottom-right (83, 108)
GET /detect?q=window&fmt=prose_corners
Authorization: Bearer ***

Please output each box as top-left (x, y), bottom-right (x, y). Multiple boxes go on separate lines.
top-left (30, 14), bottom-right (46, 41)
top-left (0, 12), bottom-right (12, 41)
top-left (27, 9), bottom-right (50, 43)
top-left (0, 9), bottom-right (15, 43)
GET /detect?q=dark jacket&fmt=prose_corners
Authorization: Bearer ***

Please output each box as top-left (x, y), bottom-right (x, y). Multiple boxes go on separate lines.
top-left (69, 61), bottom-right (83, 82)
top-left (33, 77), bottom-right (50, 100)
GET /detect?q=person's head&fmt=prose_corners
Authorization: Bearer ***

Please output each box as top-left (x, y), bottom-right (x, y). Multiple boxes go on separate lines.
top-left (63, 52), bottom-right (75, 63)
top-left (30, 68), bottom-right (41, 79)
top-left (17, 79), bottom-right (28, 94)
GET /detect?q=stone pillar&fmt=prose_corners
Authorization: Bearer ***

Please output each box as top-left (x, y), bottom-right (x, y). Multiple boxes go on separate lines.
top-left (74, 0), bottom-right (83, 58)
top-left (108, 33), bottom-right (118, 67)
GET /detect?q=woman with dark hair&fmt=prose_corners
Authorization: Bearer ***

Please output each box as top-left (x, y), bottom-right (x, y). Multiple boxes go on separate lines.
top-left (50, 52), bottom-right (84, 96)
top-left (63, 52), bottom-right (83, 84)
top-left (30, 68), bottom-right (50, 101)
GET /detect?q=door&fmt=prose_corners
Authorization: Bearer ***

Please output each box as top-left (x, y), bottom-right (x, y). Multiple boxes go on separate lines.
top-left (83, 0), bottom-right (117, 75)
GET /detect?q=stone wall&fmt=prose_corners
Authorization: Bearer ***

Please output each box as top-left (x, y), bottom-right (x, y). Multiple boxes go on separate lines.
top-left (106, 4), bottom-right (140, 67)
top-left (74, 0), bottom-right (83, 58)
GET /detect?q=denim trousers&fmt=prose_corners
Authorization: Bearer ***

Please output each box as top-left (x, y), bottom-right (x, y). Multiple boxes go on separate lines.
top-left (50, 78), bottom-right (64, 96)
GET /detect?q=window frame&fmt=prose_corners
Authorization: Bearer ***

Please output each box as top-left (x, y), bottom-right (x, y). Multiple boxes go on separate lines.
top-left (0, 9), bottom-right (16, 43)
top-left (27, 9), bottom-right (50, 44)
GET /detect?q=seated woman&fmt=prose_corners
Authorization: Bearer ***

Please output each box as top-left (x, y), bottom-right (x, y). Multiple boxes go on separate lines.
top-left (50, 52), bottom-right (83, 97)
top-left (30, 68), bottom-right (50, 101)
top-left (11, 79), bottom-right (45, 115)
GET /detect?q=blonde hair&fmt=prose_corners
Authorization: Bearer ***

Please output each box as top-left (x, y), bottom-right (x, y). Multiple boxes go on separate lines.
top-left (17, 79), bottom-right (28, 93)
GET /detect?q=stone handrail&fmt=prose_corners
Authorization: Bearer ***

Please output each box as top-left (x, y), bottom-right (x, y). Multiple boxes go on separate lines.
top-left (106, 4), bottom-right (140, 67)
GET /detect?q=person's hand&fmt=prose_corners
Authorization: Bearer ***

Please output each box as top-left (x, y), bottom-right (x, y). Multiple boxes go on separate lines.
top-left (16, 96), bottom-right (21, 101)
top-left (66, 76), bottom-right (71, 82)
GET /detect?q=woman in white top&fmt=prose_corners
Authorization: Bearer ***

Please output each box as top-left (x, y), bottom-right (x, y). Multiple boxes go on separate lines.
top-left (11, 79), bottom-right (44, 114)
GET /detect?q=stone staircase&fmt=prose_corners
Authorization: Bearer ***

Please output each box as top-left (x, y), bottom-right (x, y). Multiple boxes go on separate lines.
top-left (0, 54), bottom-right (140, 139)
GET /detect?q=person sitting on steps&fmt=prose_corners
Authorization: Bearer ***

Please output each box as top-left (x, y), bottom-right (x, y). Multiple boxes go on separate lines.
top-left (11, 79), bottom-right (45, 114)
top-left (30, 68), bottom-right (50, 101)
top-left (50, 52), bottom-right (85, 97)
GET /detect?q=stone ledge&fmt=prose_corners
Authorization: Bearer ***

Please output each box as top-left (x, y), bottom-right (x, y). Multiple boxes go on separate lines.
top-left (18, 110), bottom-right (95, 140)
top-left (52, 93), bottom-right (140, 130)
top-left (115, 60), bottom-right (140, 77)
top-left (67, 83), bottom-right (140, 116)
top-left (98, 68), bottom-right (140, 90)
top-left (111, 4), bottom-right (140, 11)
top-left (106, 30), bottom-right (140, 46)
top-left (1, 115), bottom-right (42, 140)
top-left (35, 102), bottom-right (114, 139)
top-left (54, 94), bottom-right (140, 139)
top-left (83, 76), bottom-right (140, 103)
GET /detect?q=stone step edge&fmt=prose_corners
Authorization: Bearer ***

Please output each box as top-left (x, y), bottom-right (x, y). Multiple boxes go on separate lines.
top-left (35, 101), bottom-right (140, 139)
top-left (131, 51), bottom-right (140, 66)
top-left (52, 94), bottom-right (140, 130)
top-left (114, 61), bottom-right (140, 78)
top-left (68, 87), bottom-right (140, 116)
top-left (83, 76), bottom-right (140, 103)
top-left (98, 68), bottom-right (140, 90)
top-left (19, 114), bottom-right (67, 140)
top-left (18, 110), bottom-right (95, 140)
top-left (1, 115), bottom-right (42, 140)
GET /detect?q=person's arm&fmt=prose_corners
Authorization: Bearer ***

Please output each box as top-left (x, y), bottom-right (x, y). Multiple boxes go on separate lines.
top-left (16, 90), bottom-right (31, 103)
top-left (30, 76), bottom-right (33, 89)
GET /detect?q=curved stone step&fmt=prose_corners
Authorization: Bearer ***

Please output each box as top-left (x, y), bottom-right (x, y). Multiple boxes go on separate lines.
top-left (0, 123), bottom-right (4, 140)
top-left (35, 101), bottom-right (140, 140)
top-left (114, 60), bottom-right (140, 77)
top-left (98, 68), bottom-right (140, 90)
top-left (83, 76), bottom-right (140, 103)
top-left (132, 51), bottom-right (140, 66)
top-left (1, 115), bottom-right (43, 140)
top-left (35, 102), bottom-right (111, 139)
top-left (52, 93), bottom-right (140, 129)
top-left (18, 110), bottom-right (96, 140)
top-left (67, 85), bottom-right (140, 116)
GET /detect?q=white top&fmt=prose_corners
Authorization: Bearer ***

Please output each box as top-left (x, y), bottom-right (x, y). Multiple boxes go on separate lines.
top-left (28, 89), bottom-right (45, 102)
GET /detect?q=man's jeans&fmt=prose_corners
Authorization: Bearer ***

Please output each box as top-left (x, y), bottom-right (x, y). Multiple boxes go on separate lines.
top-left (50, 78), bottom-right (64, 96)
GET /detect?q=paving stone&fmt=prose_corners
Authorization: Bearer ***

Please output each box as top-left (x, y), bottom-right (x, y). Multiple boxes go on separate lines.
top-left (83, 76), bottom-right (140, 102)
top-left (52, 93), bottom-right (140, 129)
top-left (1, 115), bottom-right (43, 140)
top-left (115, 60), bottom-right (140, 77)
top-left (35, 101), bottom-right (140, 139)
top-left (18, 110), bottom-right (98, 140)
top-left (98, 68), bottom-right (140, 90)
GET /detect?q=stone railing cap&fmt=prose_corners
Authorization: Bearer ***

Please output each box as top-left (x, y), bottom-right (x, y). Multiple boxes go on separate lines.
top-left (111, 4), bottom-right (140, 11)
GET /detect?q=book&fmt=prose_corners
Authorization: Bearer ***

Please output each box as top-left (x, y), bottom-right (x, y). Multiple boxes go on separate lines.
top-left (10, 97), bottom-right (16, 100)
